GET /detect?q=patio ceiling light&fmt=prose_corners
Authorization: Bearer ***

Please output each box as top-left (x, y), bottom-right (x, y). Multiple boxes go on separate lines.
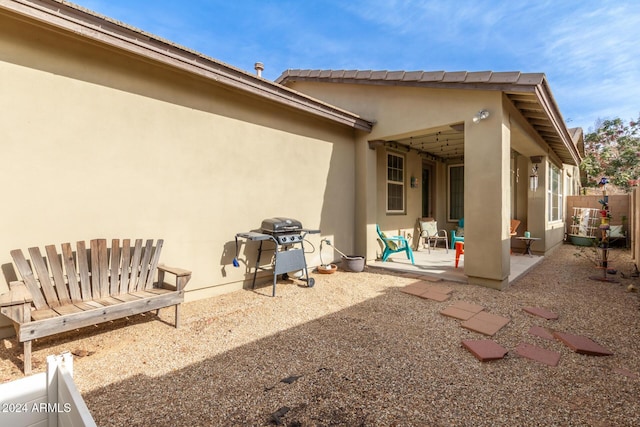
top-left (472, 109), bottom-right (490, 123)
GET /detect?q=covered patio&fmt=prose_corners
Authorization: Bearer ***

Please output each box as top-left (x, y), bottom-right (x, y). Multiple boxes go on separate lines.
top-left (368, 246), bottom-right (543, 284)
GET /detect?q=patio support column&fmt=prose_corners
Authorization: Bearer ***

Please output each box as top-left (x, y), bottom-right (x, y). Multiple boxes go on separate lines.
top-left (463, 108), bottom-right (511, 290)
top-left (527, 157), bottom-right (547, 251)
top-left (355, 136), bottom-right (378, 260)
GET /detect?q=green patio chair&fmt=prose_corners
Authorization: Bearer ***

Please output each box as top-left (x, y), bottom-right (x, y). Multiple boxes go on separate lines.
top-left (450, 218), bottom-right (464, 249)
top-left (376, 224), bottom-right (415, 264)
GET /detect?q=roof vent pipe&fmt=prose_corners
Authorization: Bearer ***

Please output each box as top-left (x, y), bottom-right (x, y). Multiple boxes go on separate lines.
top-left (254, 62), bottom-right (264, 77)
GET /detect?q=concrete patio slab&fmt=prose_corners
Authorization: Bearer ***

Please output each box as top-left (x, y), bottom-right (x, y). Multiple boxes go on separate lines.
top-left (369, 247), bottom-right (543, 285)
top-left (462, 340), bottom-right (508, 361)
top-left (523, 306), bottom-right (559, 320)
top-left (553, 331), bottom-right (614, 356)
top-left (461, 311), bottom-right (511, 336)
top-left (515, 342), bottom-right (561, 366)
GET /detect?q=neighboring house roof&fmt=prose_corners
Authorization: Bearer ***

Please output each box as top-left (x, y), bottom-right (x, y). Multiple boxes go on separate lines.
top-left (0, 0), bottom-right (373, 131)
top-left (276, 69), bottom-right (582, 166)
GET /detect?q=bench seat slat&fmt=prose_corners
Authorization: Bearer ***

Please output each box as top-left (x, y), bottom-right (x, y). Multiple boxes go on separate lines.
top-left (145, 288), bottom-right (173, 295)
top-left (111, 293), bottom-right (142, 303)
top-left (74, 302), bottom-right (103, 311)
top-left (31, 308), bottom-right (59, 321)
top-left (94, 296), bottom-right (122, 306)
top-left (52, 304), bottom-right (84, 316)
top-left (129, 290), bottom-right (161, 298)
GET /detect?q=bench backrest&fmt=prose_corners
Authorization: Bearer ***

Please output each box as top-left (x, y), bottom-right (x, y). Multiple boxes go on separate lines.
top-left (10, 239), bottom-right (163, 310)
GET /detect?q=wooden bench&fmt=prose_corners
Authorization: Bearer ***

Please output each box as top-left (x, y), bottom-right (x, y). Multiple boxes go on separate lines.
top-left (0, 238), bottom-right (191, 374)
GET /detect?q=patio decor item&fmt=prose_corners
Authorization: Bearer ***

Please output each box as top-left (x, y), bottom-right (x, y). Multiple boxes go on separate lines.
top-left (376, 225), bottom-right (415, 264)
top-left (317, 264), bottom-right (337, 274)
top-left (568, 207), bottom-right (600, 246)
top-left (0, 239), bottom-right (191, 374)
top-left (455, 241), bottom-right (465, 268)
top-left (341, 255), bottom-right (366, 272)
top-left (569, 235), bottom-right (597, 246)
top-left (322, 238), bottom-right (365, 272)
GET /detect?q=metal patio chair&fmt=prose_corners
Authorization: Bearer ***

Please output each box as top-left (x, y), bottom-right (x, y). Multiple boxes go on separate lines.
top-left (417, 217), bottom-right (449, 253)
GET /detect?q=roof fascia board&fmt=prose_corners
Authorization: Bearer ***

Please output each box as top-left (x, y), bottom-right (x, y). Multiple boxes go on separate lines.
top-left (502, 93), bottom-right (564, 167)
top-left (282, 76), bottom-right (540, 94)
top-left (534, 82), bottom-right (581, 165)
top-left (281, 70), bottom-right (580, 165)
top-left (0, 0), bottom-right (372, 132)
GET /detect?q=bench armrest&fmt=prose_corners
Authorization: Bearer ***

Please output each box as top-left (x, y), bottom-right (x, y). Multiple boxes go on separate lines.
top-left (0, 282), bottom-right (33, 308)
top-left (157, 265), bottom-right (192, 291)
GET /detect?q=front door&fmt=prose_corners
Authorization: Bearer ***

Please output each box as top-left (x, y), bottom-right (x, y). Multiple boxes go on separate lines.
top-left (422, 166), bottom-right (431, 217)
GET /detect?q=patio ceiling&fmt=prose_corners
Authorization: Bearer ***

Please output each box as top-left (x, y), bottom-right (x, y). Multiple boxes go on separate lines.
top-left (391, 125), bottom-right (465, 162)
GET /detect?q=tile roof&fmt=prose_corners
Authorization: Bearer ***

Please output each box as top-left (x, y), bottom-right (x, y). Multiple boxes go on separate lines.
top-left (1, 0), bottom-right (373, 131)
top-left (277, 69), bottom-right (581, 165)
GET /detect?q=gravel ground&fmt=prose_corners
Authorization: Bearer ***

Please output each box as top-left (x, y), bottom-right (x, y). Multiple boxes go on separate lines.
top-left (1, 243), bottom-right (639, 426)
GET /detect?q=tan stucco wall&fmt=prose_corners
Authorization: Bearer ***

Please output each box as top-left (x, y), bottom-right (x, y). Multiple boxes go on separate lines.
top-left (285, 80), bottom-right (575, 288)
top-left (286, 82), bottom-right (517, 284)
top-left (0, 9), bottom-right (360, 318)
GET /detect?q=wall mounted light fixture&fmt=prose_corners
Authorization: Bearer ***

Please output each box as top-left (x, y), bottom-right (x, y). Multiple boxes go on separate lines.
top-left (472, 109), bottom-right (490, 123)
top-left (410, 176), bottom-right (418, 188)
top-left (529, 156), bottom-right (542, 192)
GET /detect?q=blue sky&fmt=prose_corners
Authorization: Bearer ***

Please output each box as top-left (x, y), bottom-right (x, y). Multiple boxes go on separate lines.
top-left (76, 0), bottom-right (639, 133)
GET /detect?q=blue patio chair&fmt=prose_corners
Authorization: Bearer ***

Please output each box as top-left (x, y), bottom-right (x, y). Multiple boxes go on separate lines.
top-left (450, 218), bottom-right (464, 249)
top-left (376, 224), bottom-right (415, 264)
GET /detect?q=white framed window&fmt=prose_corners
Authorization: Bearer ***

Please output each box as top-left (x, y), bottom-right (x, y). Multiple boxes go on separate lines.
top-left (548, 163), bottom-right (563, 222)
top-left (387, 152), bottom-right (405, 213)
top-left (448, 164), bottom-right (464, 221)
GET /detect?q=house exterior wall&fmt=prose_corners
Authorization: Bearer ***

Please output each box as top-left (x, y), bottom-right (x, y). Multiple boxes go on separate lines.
top-left (0, 8), bottom-right (359, 327)
top-left (285, 80), bottom-right (578, 287)
top-left (285, 81), bottom-right (520, 288)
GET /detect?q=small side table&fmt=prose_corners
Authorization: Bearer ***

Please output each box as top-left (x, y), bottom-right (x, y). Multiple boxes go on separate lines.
top-left (515, 236), bottom-right (540, 256)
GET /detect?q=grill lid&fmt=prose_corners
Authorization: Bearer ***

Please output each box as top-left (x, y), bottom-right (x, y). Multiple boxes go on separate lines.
top-left (261, 217), bottom-right (303, 233)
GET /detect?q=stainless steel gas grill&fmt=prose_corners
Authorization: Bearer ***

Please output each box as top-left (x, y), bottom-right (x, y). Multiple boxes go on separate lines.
top-left (235, 217), bottom-right (320, 297)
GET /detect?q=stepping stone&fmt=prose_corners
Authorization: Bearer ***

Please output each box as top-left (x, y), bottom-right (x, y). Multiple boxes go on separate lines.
top-left (419, 290), bottom-right (451, 302)
top-left (461, 311), bottom-right (511, 336)
top-left (400, 281), bottom-right (452, 301)
top-left (515, 342), bottom-right (561, 367)
top-left (553, 331), bottom-right (614, 356)
top-left (440, 301), bottom-right (484, 320)
top-left (528, 326), bottom-right (555, 341)
top-left (462, 339), bottom-right (508, 362)
top-left (428, 284), bottom-right (454, 295)
top-left (400, 284), bottom-right (430, 297)
top-left (612, 368), bottom-right (639, 379)
top-left (523, 306), bottom-right (559, 320)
